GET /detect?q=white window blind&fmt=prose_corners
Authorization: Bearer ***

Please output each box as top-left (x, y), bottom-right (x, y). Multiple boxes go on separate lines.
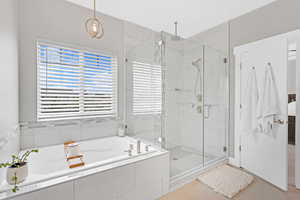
top-left (132, 61), bottom-right (162, 115)
top-left (37, 42), bottom-right (118, 121)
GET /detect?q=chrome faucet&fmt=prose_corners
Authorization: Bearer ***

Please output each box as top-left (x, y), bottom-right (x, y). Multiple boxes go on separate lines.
top-left (137, 140), bottom-right (141, 154)
top-left (125, 144), bottom-right (134, 156)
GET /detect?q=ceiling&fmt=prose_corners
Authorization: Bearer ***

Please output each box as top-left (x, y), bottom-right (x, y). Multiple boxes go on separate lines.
top-left (67, 0), bottom-right (277, 38)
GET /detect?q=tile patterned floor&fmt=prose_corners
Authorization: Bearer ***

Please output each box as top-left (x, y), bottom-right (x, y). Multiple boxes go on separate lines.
top-left (161, 145), bottom-right (300, 200)
top-left (161, 178), bottom-right (300, 200)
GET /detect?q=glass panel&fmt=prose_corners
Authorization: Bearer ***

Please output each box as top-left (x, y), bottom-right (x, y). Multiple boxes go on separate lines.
top-left (203, 45), bottom-right (228, 165)
top-left (163, 33), bottom-right (205, 178)
top-left (124, 30), bottom-right (163, 147)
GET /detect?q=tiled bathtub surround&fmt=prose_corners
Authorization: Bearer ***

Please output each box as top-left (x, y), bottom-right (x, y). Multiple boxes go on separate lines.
top-left (0, 137), bottom-right (169, 200)
top-left (20, 120), bottom-right (118, 149)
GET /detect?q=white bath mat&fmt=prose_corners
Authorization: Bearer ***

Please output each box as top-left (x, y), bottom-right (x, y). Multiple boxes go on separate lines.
top-left (198, 165), bottom-right (254, 198)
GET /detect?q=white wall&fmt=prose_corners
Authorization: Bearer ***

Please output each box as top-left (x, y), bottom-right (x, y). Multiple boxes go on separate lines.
top-left (67, 0), bottom-right (277, 38)
top-left (0, 0), bottom-right (19, 184)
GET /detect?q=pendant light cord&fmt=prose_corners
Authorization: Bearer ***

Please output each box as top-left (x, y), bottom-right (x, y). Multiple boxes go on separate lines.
top-left (93, 0), bottom-right (96, 17)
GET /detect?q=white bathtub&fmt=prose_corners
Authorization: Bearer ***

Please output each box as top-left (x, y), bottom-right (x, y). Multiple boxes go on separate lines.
top-left (0, 136), bottom-right (158, 193)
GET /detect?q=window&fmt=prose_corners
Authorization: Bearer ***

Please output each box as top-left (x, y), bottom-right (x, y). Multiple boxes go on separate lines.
top-left (132, 61), bottom-right (162, 115)
top-left (37, 42), bottom-right (118, 121)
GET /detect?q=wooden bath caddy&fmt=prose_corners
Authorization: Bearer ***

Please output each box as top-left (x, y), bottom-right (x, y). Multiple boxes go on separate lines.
top-left (64, 141), bottom-right (85, 169)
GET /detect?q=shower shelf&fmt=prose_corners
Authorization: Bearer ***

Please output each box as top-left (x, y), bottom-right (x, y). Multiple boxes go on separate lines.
top-left (174, 88), bottom-right (193, 93)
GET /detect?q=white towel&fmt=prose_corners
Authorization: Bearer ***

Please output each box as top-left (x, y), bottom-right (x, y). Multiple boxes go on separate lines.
top-left (241, 68), bottom-right (259, 133)
top-left (288, 101), bottom-right (296, 116)
top-left (257, 64), bottom-right (280, 133)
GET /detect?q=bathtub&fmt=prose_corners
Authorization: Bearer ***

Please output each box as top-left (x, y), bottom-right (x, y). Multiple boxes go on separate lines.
top-left (0, 136), bottom-right (163, 195)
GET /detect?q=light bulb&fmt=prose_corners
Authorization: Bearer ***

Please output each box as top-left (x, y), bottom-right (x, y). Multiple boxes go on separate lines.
top-left (85, 17), bottom-right (104, 39)
top-left (92, 22), bottom-right (98, 32)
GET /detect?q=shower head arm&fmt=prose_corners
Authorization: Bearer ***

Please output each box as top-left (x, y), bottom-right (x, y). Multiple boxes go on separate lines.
top-left (174, 21), bottom-right (178, 36)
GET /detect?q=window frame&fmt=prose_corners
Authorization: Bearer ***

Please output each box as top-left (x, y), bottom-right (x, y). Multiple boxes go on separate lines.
top-left (36, 41), bottom-right (118, 122)
top-left (131, 60), bottom-right (162, 116)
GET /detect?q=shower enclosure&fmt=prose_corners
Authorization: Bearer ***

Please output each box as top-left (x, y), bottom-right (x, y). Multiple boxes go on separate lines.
top-left (160, 32), bottom-right (229, 180)
top-left (125, 29), bottom-right (229, 183)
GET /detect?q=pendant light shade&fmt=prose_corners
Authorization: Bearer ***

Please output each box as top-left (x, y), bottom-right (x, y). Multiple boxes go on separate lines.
top-left (85, 0), bottom-right (104, 39)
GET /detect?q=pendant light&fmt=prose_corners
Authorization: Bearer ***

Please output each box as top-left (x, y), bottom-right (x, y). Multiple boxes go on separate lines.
top-left (85, 0), bottom-right (104, 39)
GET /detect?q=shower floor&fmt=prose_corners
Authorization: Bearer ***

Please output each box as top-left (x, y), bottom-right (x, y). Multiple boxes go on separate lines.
top-left (169, 146), bottom-right (218, 177)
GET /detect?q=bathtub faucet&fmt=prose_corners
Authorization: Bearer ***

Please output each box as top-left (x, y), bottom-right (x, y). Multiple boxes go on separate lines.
top-left (124, 144), bottom-right (134, 156)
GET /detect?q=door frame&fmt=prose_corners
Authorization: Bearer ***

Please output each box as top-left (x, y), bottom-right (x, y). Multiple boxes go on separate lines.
top-left (231, 29), bottom-right (300, 190)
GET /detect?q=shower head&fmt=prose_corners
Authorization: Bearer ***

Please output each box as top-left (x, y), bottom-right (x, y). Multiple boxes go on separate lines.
top-left (171, 21), bottom-right (182, 41)
top-left (192, 58), bottom-right (202, 71)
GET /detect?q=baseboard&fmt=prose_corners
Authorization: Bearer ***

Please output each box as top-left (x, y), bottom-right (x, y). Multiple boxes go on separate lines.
top-left (229, 157), bottom-right (240, 167)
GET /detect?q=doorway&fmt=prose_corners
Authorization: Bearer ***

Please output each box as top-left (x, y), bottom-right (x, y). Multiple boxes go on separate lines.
top-left (233, 30), bottom-right (300, 191)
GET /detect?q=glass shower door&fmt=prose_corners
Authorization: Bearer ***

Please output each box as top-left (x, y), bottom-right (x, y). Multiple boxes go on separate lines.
top-left (203, 45), bottom-right (228, 165)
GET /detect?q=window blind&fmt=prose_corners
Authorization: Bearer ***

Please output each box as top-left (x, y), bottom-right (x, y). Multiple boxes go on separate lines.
top-left (37, 42), bottom-right (118, 121)
top-left (132, 61), bottom-right (162, 115)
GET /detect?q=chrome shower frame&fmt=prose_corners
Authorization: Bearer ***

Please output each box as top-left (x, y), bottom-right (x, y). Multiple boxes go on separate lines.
top-left (158, 31), bottom-right (167, 148)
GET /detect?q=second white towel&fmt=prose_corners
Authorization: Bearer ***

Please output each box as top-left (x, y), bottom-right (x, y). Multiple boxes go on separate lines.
top-left (257, 64), bottom-right (280, 133)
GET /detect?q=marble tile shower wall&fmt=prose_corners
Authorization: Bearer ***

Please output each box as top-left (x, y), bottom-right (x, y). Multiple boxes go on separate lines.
top-left (164, 38), bottom-right (184, 149)
top-left (19, 0), bottom-right (161, 149)
top-left (180, 41), bottom-right (205, 153)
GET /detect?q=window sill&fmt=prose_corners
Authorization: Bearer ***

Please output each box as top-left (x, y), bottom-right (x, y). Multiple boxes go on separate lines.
top-left (19, 116), bottom-right (118, 129)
